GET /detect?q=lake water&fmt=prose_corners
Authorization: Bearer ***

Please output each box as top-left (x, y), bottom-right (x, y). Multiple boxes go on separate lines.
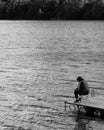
top-left (0, 21), bottom-right (104, 130)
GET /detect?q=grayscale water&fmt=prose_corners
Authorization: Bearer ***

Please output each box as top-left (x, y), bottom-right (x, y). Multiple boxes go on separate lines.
top-left (0, 21), bottom-right (104, 130)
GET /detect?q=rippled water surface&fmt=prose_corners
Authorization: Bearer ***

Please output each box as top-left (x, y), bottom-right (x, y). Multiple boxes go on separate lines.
top-left (0, 21), bottom-right (104, 130)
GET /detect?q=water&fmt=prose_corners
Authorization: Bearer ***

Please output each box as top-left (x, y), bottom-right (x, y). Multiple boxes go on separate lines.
top-left (0, 21), bottom-right (104, 130)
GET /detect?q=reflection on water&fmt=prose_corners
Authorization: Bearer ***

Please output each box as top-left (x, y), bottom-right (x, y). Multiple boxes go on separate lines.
top-left (74, 116), bottom-right (90, 130)
top-left (0, 21), bottom-right (104, 130)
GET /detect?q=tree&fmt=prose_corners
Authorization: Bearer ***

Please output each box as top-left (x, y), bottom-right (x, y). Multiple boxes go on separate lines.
top-left (92, 1), bottom-right (104, 20)
top-left (25, 0), bottom-right (45, 19)
top-left (41, 0), bottom-right (58, 19)
top-left (2, 0), bottom-right (31, 19)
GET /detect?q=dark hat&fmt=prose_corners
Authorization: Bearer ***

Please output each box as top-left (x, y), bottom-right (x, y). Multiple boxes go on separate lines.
top-left (77, 76), bottom-right (83, 81)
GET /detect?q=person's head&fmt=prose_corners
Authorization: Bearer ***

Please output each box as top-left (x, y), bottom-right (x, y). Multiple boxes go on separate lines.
top-left (76, 76), bottom-right (84, 82)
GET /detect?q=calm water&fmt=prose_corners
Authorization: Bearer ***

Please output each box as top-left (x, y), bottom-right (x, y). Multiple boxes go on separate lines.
top-left (0, 21), bottom-right (104, 130)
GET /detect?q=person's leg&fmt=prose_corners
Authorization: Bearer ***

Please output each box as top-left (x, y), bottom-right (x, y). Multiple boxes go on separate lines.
top-left (82, 90), bottom-right (89, 95)
top-left (79, 90), bottom-right (89, 101)
top-left (74, 88), bottom-right (79, 99)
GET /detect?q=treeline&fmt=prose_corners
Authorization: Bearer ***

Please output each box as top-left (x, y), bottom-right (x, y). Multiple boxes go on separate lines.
top-left (0, 0), bottom-right (104, 20)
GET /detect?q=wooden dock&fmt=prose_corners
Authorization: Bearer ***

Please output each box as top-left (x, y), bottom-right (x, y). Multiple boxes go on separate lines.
top-left (64, 96), bottom-right (104, 118)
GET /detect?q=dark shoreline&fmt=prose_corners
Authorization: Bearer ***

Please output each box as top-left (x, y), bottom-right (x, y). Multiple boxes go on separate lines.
top-left (0, 0), bottom-right (104, 20)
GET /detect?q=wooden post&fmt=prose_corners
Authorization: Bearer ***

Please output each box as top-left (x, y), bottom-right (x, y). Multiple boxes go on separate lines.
top-left (77, 106), bottom-right (80, 113)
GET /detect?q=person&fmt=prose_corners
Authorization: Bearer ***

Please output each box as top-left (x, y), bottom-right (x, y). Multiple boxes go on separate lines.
top-left (74, 76), bottom-right (89, 102)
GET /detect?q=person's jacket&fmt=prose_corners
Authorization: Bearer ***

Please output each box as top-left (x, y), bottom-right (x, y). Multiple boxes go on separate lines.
top-left (78, 80), bottom-right (89, 95)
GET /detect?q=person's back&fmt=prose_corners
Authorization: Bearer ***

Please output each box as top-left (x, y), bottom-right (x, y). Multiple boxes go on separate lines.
top-left (79, 79), bottom-right (89, 95)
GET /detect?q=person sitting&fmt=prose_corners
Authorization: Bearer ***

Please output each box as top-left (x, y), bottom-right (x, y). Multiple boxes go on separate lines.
top-left (74, 76), bottom-right (89, 102)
